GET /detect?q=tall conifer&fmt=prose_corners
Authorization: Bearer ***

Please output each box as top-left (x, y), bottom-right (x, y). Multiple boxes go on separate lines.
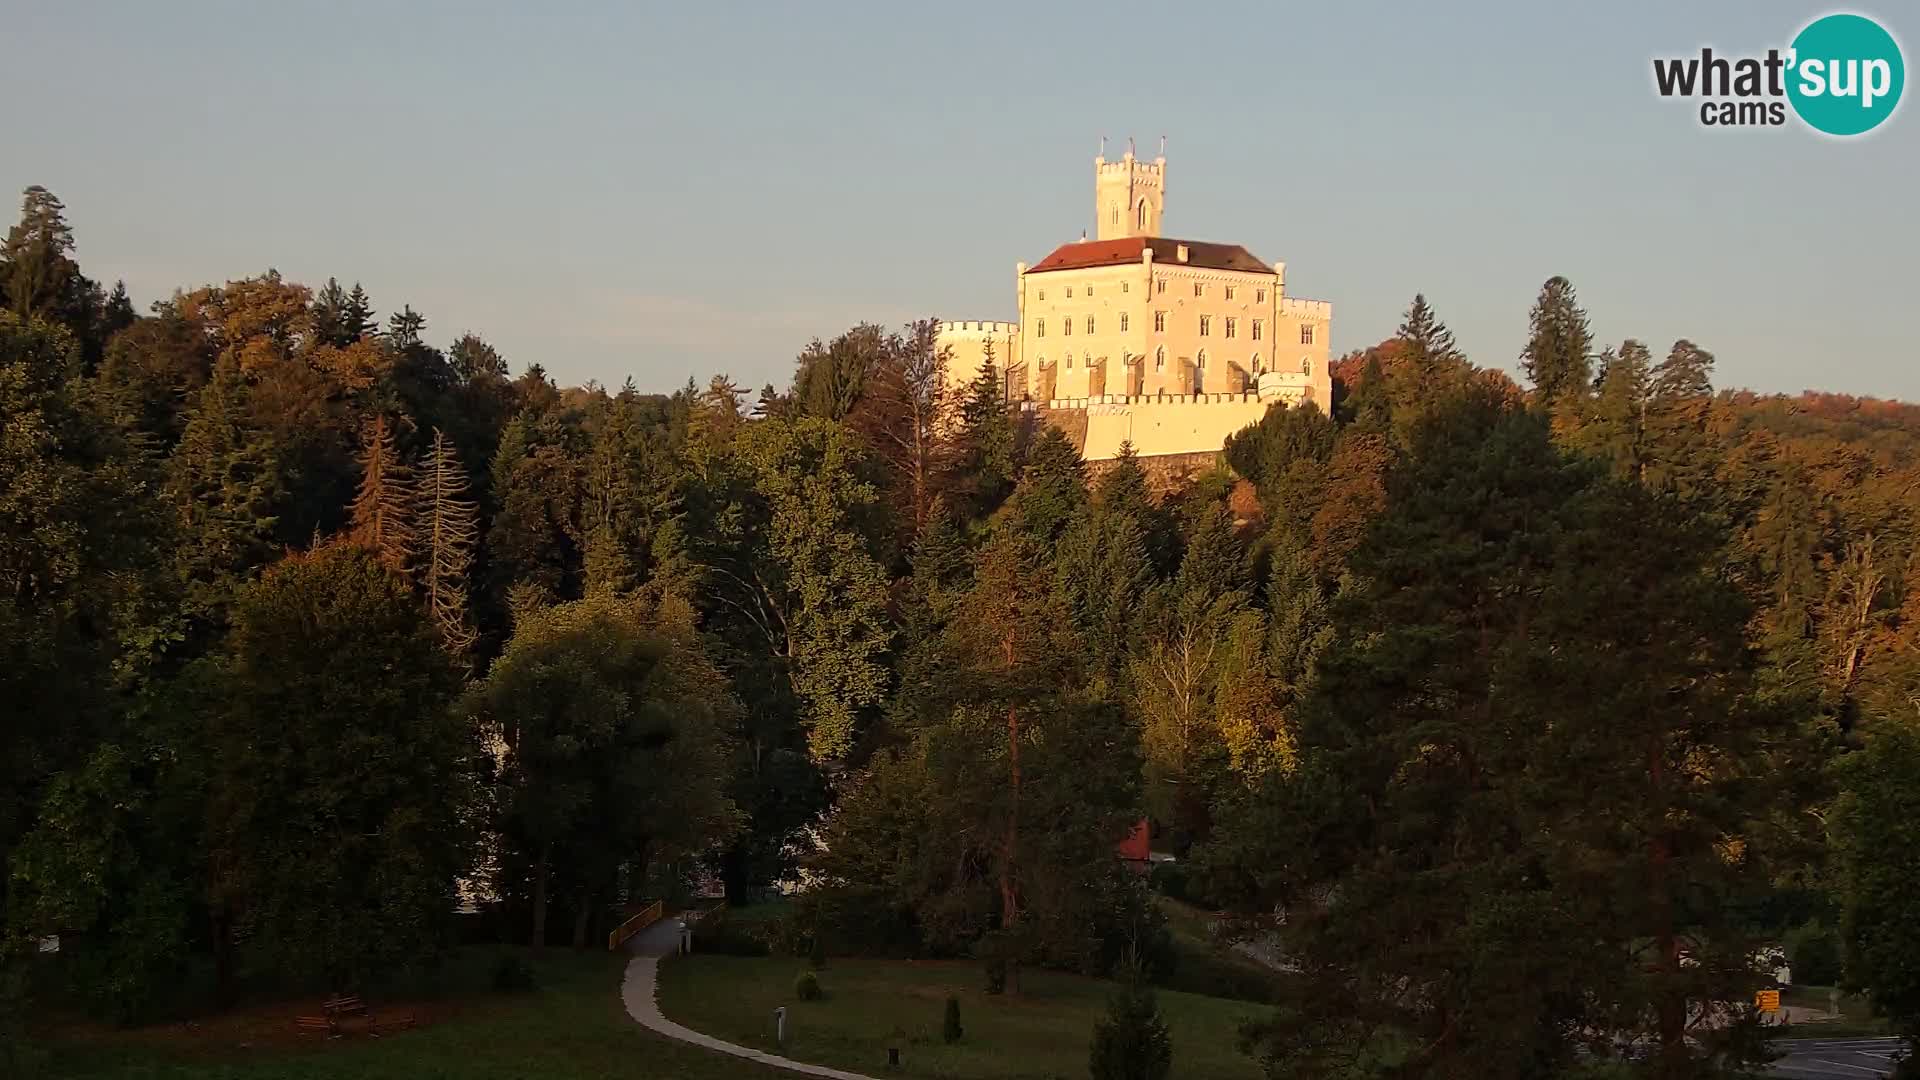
top-left (349, 414), bottom-right (416, 573)
top-left (419, 428), bottom-right (478, 657)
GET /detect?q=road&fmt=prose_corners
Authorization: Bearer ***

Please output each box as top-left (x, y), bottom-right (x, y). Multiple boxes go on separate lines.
top-left (1768, 1037), bottom-right (1904, 1079)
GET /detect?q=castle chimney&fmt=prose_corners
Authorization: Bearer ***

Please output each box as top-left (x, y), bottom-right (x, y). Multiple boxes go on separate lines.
top-left (1176, 244), bottom-right (1189, 263)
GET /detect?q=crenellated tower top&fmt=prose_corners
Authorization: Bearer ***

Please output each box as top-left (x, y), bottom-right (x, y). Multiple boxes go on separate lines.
top-left (1094, 137), bottom-right (1165, 241)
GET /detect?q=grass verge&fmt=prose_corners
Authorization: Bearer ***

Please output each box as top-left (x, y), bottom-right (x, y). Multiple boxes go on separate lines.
top-left (656, 950), bottom-right (1266, 1080)
top-left (35, 946), bottom-right (790, 1079)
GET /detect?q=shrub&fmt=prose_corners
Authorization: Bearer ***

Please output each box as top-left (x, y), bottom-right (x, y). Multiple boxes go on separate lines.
top-left (1786, 921), bottom-right (1844, 987)
top-left (692, 912), bottom-right (771, 957)
top-left (491, 953), bottom-right (537, 993)
top-left (943, 994), bottom-right (963, 1044)
top-left (1148, 861), bottom-right (1189, 902)
top-left (983, 955), bottom-right (1006, 995)
top-left (794, 971), bottom-right (823, 1001)
top-left (1088, 982), bottom-right (1172, 1080)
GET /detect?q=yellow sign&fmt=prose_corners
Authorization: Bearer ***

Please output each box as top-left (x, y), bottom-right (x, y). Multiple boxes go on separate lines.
top-left (1756, 990), bottom-right (1781, 1013)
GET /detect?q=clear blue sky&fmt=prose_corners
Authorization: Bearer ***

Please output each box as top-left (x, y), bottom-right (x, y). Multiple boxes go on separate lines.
top-left (5, 1), bottom-right (1915, 398)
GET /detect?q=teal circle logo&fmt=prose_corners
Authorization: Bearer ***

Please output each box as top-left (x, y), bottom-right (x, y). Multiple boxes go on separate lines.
top-left (1787, 13), bottom-right (1904, 136)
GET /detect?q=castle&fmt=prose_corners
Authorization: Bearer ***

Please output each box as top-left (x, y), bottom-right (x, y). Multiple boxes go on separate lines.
top-left (936, 145), bottom-right (1333, 469)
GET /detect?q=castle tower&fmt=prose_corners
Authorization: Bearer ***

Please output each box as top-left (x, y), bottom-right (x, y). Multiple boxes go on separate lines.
top-left (1094, 141), bottom-right (1165, 241)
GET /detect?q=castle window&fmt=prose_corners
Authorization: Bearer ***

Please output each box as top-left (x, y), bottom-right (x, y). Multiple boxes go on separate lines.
top-left (1036, 319), bottom-right (1045, 338)
top-left (1066, 287), bottom-right (1074, 298)
top-left (1225, 285), bottom-right (1237, 301)
top-left (1301, 357), bottom-right (1313, 376)
top-left (1196, 350), bottom-right (1208, 392)
top-left (1067, 355), bottom-right (1073, 369)
top-left (1155, 278), bottom-right (1165, 295)
top-left (1256, 288), bottom-right (1267, 304)
top-left (1087, 285), bottom-right (1094, 296)
top-left (1038, 288), bottom-right (1046, 300)
top-left (1199, 315), bottom-right (1211, 336)
top-left (1119, 312), bottom-right (1129, 332)
top-left (1063, 317), bottom-right (1072, 336)
top-left (1252, 319), bottom-right (1263, 341)
top-left (1300, 324), bottom-right (1315, 345)
top-left (1155, 346), bottom-right (1165, 370)
top-left (1154, 310), bottom-right (1166, 333)
top-left (1253, 353), bottom-right (1263, 373)
top-left (1194, 282), bottom-right (1205, 297)
top-left (1122, 282), bottom-right (1129, 293)
top-left (1198, 349), bottom-right (1208, 367)
top-left (1086, 315), bottom-right (1095, 334)
top-left (1225, 317), bottom-right (1237, 339)
top-left (1110, 204), bottom-right (1119, 226)
top-left (1138, 200), bottom-right (1148, 228)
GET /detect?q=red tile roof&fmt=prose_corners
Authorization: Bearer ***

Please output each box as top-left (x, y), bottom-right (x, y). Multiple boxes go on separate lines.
top-left (1027, 237), bottom-right (1270, 274)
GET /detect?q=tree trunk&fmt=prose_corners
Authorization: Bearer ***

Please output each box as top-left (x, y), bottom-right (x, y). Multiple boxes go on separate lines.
top-left (211, 904), bottom-right (236, 1010)
top-left (531, 845), bottom-right (550, 950)
top-left (572, 889), bottom-right (593, 950)
top-left (1649, 739), bottom-right (1686, 1069)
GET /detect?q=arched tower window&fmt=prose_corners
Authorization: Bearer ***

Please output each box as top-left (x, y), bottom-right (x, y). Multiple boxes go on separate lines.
top-left (1196, 349), bottom-right (1208, 393)
top-left (1154, 346), bottom-right (1165, 370)
top-left (1301, 356), bottom-right (1313, 376)
top-left (1252, 353), bottom-right (1263, 374)
top-left (1137, 199), bottom-right (1149, 229)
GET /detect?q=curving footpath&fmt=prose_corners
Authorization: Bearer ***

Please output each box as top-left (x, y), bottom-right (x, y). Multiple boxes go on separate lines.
top-left (621, 917), bottom-right (880, 1080)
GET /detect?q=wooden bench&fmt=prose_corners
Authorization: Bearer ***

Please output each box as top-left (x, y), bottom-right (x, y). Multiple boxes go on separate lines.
top-left (294, 1014), bottom-right (338, 1038)
top-left (298, 994), bottom-right (418, 1039)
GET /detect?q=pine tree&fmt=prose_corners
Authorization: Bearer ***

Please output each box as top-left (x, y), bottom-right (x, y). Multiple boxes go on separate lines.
top-left (1340, 351), bottom-right (1392, 435)
top-left (1088, 965), bottom-right (1173, 1080)
top-left (1011, 427), bottom-right (1086, 544)
top-left (349, 414), bottom-right (416, 573)
top-left (449, 333), bottom-right (508, 385)
top-left (386, 305), bottom-right (426, 349)
top-left (1519, 275), bottom-right (1594, 409)
top-left (947, 349), bottom-right (1016, 523)
top-left (343, 283), bottom-right (376, 341)
top-left (1577, 338), bottom-right (1653, 481)
top-left (1244, 391), bottom-right (1785, 1076)
top-left (2, 186), bottom-right (79, 320)
top-left (1397, 293), bottom-right (1461, 368)
top-left (166, 358), bottom-right (283, 634)
top-left (310, 278), bottom-right (355, 347)
top-left (1389, 294), bottom-right (1470, 443)
top-left (1645, 339), bottom-right (1717, 499)
top-left (418, 428), bottom-right (479, 657)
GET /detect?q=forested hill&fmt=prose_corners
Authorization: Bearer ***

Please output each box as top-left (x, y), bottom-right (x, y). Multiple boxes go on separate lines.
top-left (8, 182), bottom-right (1920, 1074)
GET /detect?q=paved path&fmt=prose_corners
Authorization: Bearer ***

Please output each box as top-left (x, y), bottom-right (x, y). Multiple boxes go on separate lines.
top-left (1767, 1036), bottom-right (1903, 1079)
top-left (620, 917), bottom-right (881, 1080)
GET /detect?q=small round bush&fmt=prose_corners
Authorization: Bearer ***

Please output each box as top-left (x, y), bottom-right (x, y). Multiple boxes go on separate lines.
top-left (983, 955), bottom-right (1007, 995)
top-left (794, 971), bottom-right (823, 1001)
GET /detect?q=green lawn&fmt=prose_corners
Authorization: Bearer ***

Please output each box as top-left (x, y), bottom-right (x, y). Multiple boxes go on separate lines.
top-left (656, 951), bottom-right (1268, 1080)
top-left (36, 947), bottom-right (790, 1079)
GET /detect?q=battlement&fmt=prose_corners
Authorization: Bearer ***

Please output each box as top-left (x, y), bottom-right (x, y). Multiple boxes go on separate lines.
top-left (1094, 154), bottom-right (1165, 180)
top-left (1021, 384), bottom-right (1309, 411)
top-left (936, 319), bottom-right (1020, 335)
top-left (1279, 297), bottom-right (1333, 320)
